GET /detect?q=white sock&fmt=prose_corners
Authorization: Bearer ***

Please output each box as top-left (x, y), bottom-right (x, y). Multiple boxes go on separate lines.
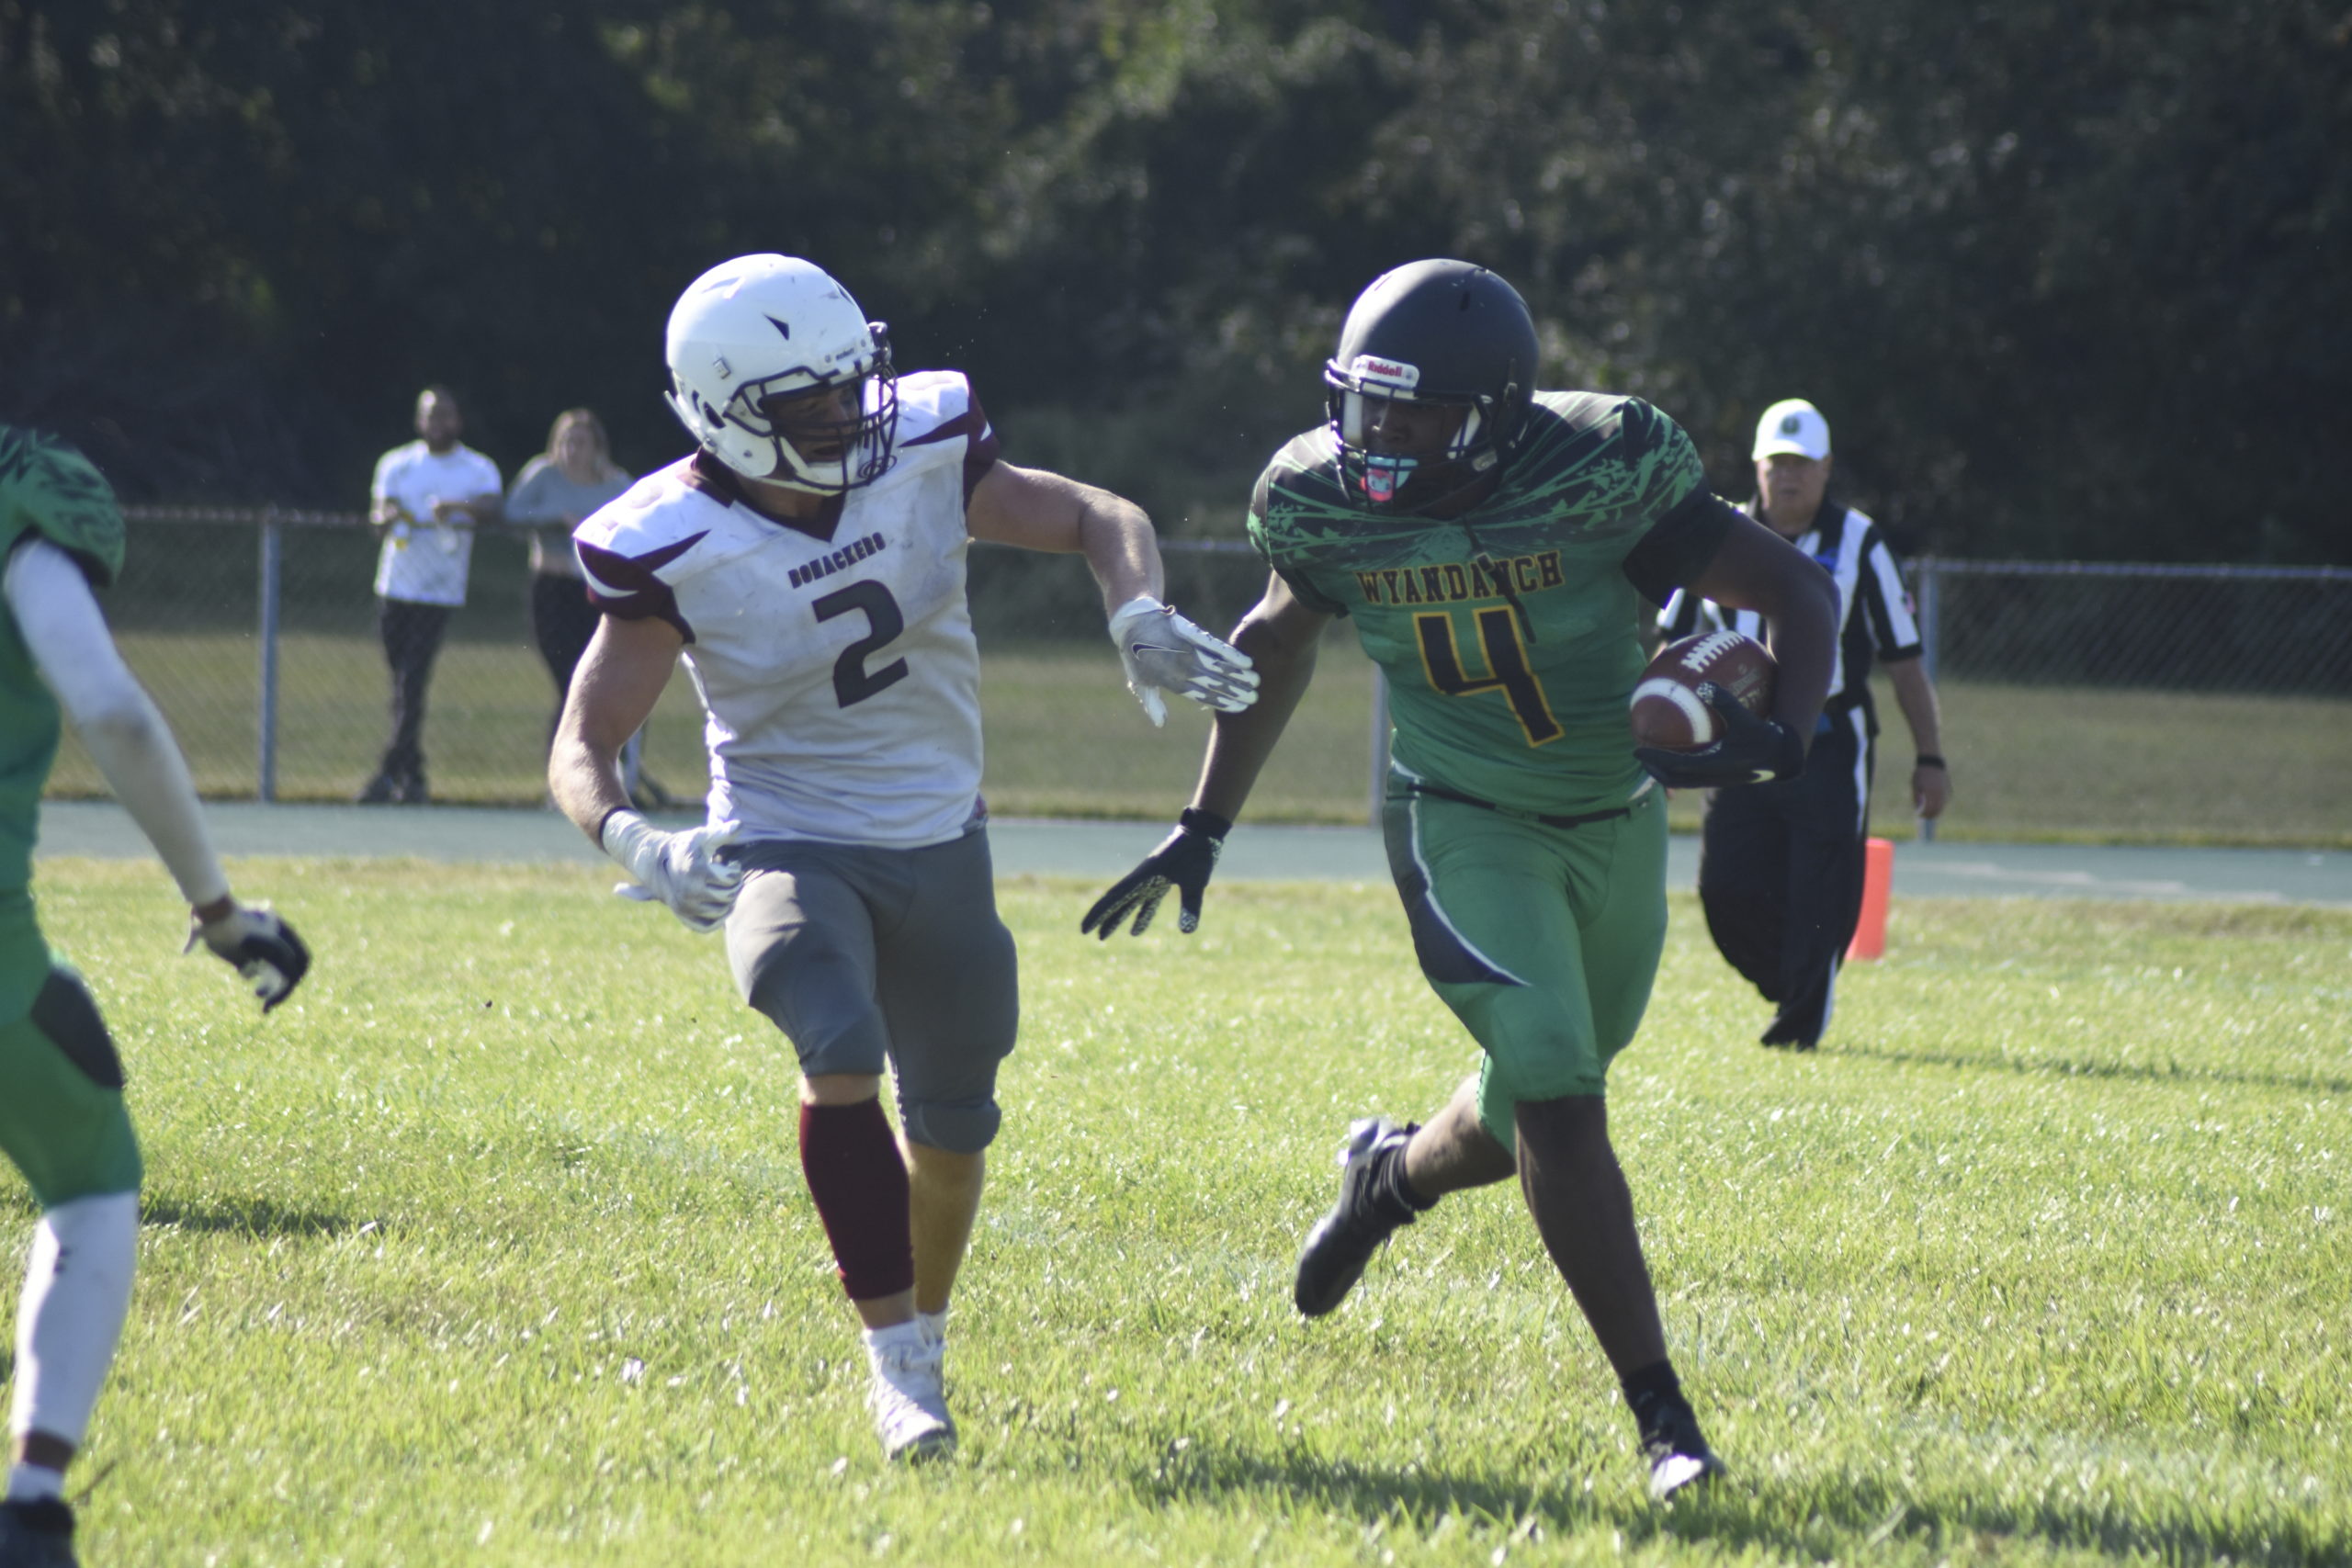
top-left (915, 1308), bottom-right (948, 1347)
top-left (861, 1318), bottom-right (925, 1356)
top-left (10, 1192), bottom-right (138, 1451)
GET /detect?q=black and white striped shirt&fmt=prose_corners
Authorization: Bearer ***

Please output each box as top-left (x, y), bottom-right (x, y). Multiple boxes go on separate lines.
top-left (1657, 502), bottom-right (1923, 729)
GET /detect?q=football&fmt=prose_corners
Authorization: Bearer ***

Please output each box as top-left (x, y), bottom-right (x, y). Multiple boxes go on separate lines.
top-left (1630, 630), bottom-right (1777, 750)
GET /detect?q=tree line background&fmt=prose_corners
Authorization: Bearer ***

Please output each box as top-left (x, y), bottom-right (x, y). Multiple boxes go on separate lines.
top-left (6, 0), bottom-right (2346, 563)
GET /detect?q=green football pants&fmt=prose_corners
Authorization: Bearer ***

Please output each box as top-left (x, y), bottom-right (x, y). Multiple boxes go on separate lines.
top-left (1381, 785), bottom-right (1668, 1145)
top-left (0, 966), bottom-right (143, 1209)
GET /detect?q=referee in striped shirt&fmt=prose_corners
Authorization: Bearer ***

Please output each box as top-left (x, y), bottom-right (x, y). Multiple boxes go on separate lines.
top-left (1657, 400), bottom-right (1951, 1048)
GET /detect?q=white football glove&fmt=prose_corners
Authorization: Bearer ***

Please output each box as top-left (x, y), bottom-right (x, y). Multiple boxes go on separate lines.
top-left (602, 812), bottom-right (745, 933)
top-left (187, 903), bottom-right (311, 1012)
top-left (1108, 595), bottom-right (1260, 727)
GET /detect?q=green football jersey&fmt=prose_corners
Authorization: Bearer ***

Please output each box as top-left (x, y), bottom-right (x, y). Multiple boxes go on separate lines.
top-left (0, 426), bottom-right (127, 1018)
top-left (1248, 391), bottom-right (1702, 816)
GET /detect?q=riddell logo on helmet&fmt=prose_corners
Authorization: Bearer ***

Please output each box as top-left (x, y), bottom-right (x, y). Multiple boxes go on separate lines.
top-left (1351, 355), bottom-right (1421, 389)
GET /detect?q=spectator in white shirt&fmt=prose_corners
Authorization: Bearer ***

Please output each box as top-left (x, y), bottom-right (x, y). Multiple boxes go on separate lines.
top-left (360, 386), bottom-right (502, 805)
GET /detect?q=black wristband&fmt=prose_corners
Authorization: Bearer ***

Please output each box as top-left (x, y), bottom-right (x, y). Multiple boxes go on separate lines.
top-left (1916, 754), bottom-right (1947, 770)
top-left (1178, 807), bottom-right (1234, 841)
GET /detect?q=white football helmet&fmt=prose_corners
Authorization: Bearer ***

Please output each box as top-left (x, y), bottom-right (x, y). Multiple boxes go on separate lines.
top-left (663, 254), bottom-right (899, 492)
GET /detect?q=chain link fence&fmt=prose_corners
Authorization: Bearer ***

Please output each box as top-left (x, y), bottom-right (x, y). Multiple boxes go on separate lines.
top-left (53, 510), bottom-right (1345, 820)
top-left (1915, 558), bottom-right (2352, 693)
top-left (1899, 557), bottom-right (2351, 846)
top-left (47, 510), bottom-right (2352, 845)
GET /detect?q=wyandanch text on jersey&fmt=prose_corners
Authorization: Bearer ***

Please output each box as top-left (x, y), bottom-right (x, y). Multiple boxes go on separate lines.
top-left (1351, 549), bottom-right (1566, 607)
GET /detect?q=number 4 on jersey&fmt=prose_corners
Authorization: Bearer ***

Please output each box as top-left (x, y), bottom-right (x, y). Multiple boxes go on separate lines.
top-left (1415, 608), bottom-right (1563, 746)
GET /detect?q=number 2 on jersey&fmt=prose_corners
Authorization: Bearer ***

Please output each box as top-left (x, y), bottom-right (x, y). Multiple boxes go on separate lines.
top-left (1414, 608), bottom-right (1563, 746)
top-left (812, 581), bottom-right (910, 706)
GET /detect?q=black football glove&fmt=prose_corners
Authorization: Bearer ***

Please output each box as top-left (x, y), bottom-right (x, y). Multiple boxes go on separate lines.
top-left (189, 904), bottom-right (312, 1012)
top-left (1634, 682), bottom-right (1808, 789)
top-left (1080, 808), bottom-right (1231, 938)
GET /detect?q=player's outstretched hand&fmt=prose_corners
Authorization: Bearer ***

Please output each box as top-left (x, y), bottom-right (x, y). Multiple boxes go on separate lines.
top-left (1109, 596), bottom-right (1260, 728)
top-left (1081, 808), bottom-right (1231, 938)
top-left (1634, 683), bottom-right (1807, 789)
top-left (604, 813), bottom-right (745, 933)
top-left (190, 903), bottom-right (311, 1012)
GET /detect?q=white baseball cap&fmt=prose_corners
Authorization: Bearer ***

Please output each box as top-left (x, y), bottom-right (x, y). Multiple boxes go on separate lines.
top-left (1753, 398), bottom-right (1831, 460)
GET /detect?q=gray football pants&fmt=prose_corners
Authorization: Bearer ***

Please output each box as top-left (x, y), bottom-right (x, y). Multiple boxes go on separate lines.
top-left (725, 829), bottom-right (1018, 1155)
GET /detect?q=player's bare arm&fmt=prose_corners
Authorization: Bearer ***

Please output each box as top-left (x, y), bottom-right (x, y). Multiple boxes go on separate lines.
top-left (551, 612), bottom-right (743, 933)
top-left (1081, 574), bottom-right (1322, 939)
top-left (970, 460), bottom-right (1259, 727)
top-left (1883, 654), bottom-right (1951, 818)
top-left (1191, 574), bottom-right (1330, 821)
top-left (966, 460), bottom-right (1160, 611)
top-left (1677, 511), bottom-right (1839, 740)
top-left (550, 613), bottom-right (681, 838)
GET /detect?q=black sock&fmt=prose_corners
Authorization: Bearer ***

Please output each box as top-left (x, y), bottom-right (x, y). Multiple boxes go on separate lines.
top-left (1370, 1127), bottom-right (1435, 1219)
top-left (1622, 1359), bottom-right (1684, 1428)
top-left (1, 1497), bottom-right (74, 1533)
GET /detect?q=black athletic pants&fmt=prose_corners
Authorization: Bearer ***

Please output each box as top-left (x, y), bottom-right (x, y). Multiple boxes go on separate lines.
top-left (376, 596), bottom-right (451, 787)
top-left (529, 570), bottom-right (600, 746)
top-left (1694, 713), bottom-right (1872, 1044)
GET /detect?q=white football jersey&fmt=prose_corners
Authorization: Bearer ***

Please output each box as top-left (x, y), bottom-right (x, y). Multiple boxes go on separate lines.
top-left (576, 370), bottom-right (1001, 847)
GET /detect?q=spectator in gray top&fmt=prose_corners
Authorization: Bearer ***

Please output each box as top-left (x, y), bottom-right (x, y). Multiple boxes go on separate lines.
top-left (504, 410), bottom-right (633, 746)
top-left (503, 409), bottom-right (673, 807)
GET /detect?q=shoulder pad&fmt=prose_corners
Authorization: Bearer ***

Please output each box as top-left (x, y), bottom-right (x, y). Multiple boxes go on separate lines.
top-left (0, 426), bottom-right (126, 587)
top-left (1520, 389), bottom-right (1627, 446)
top-left (891, 370), bottom-right (992, 464)
top-left (1521, 392), bottom-right (1701, 509)
top-left (1261, 428), bottom-right (1337, 497)
top-left (894, 369), bottom-right (974, 434)
top-left (1247, 428), bottom-right (1355, 562)
top-left (574, 459), bottom-right (737, 583)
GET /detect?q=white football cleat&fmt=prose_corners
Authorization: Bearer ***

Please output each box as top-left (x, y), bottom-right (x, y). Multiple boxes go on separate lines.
top-left (865, 1330), bottom-right (956, 1462)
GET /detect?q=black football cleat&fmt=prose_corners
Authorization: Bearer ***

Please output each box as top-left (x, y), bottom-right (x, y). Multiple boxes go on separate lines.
top-left (1639, 1398), bottom-right (1728, 1502)
top-left (1294, 1117), bottom-right (1419, 1317)
top-left (0, 1496), bottom-right (80, 1568)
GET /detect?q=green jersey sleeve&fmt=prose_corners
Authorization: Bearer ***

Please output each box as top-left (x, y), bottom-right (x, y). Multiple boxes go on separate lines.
top-left (1245, 457), bottom-right (1351, 615)
top-left (0, 427), bottom-right (127, 588)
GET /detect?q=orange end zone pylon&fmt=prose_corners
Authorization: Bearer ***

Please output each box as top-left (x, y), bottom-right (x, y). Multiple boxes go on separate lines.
top-left (1848, 836), bottom-right (1894, 962)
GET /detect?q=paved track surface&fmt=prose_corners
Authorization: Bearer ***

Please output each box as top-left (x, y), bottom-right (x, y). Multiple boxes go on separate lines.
top-left (36, 802), bottom-right (2351, 908)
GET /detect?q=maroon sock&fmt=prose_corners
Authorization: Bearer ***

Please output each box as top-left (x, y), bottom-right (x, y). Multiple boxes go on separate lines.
top-left (798, 1100), bottom-right (914, 1302)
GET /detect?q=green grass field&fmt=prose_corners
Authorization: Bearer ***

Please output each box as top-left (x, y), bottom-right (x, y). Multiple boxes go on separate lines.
top-left (13, 859), bottom-right (2347, 1565)
top-left (43, 631), bottom-right (2352, 845)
